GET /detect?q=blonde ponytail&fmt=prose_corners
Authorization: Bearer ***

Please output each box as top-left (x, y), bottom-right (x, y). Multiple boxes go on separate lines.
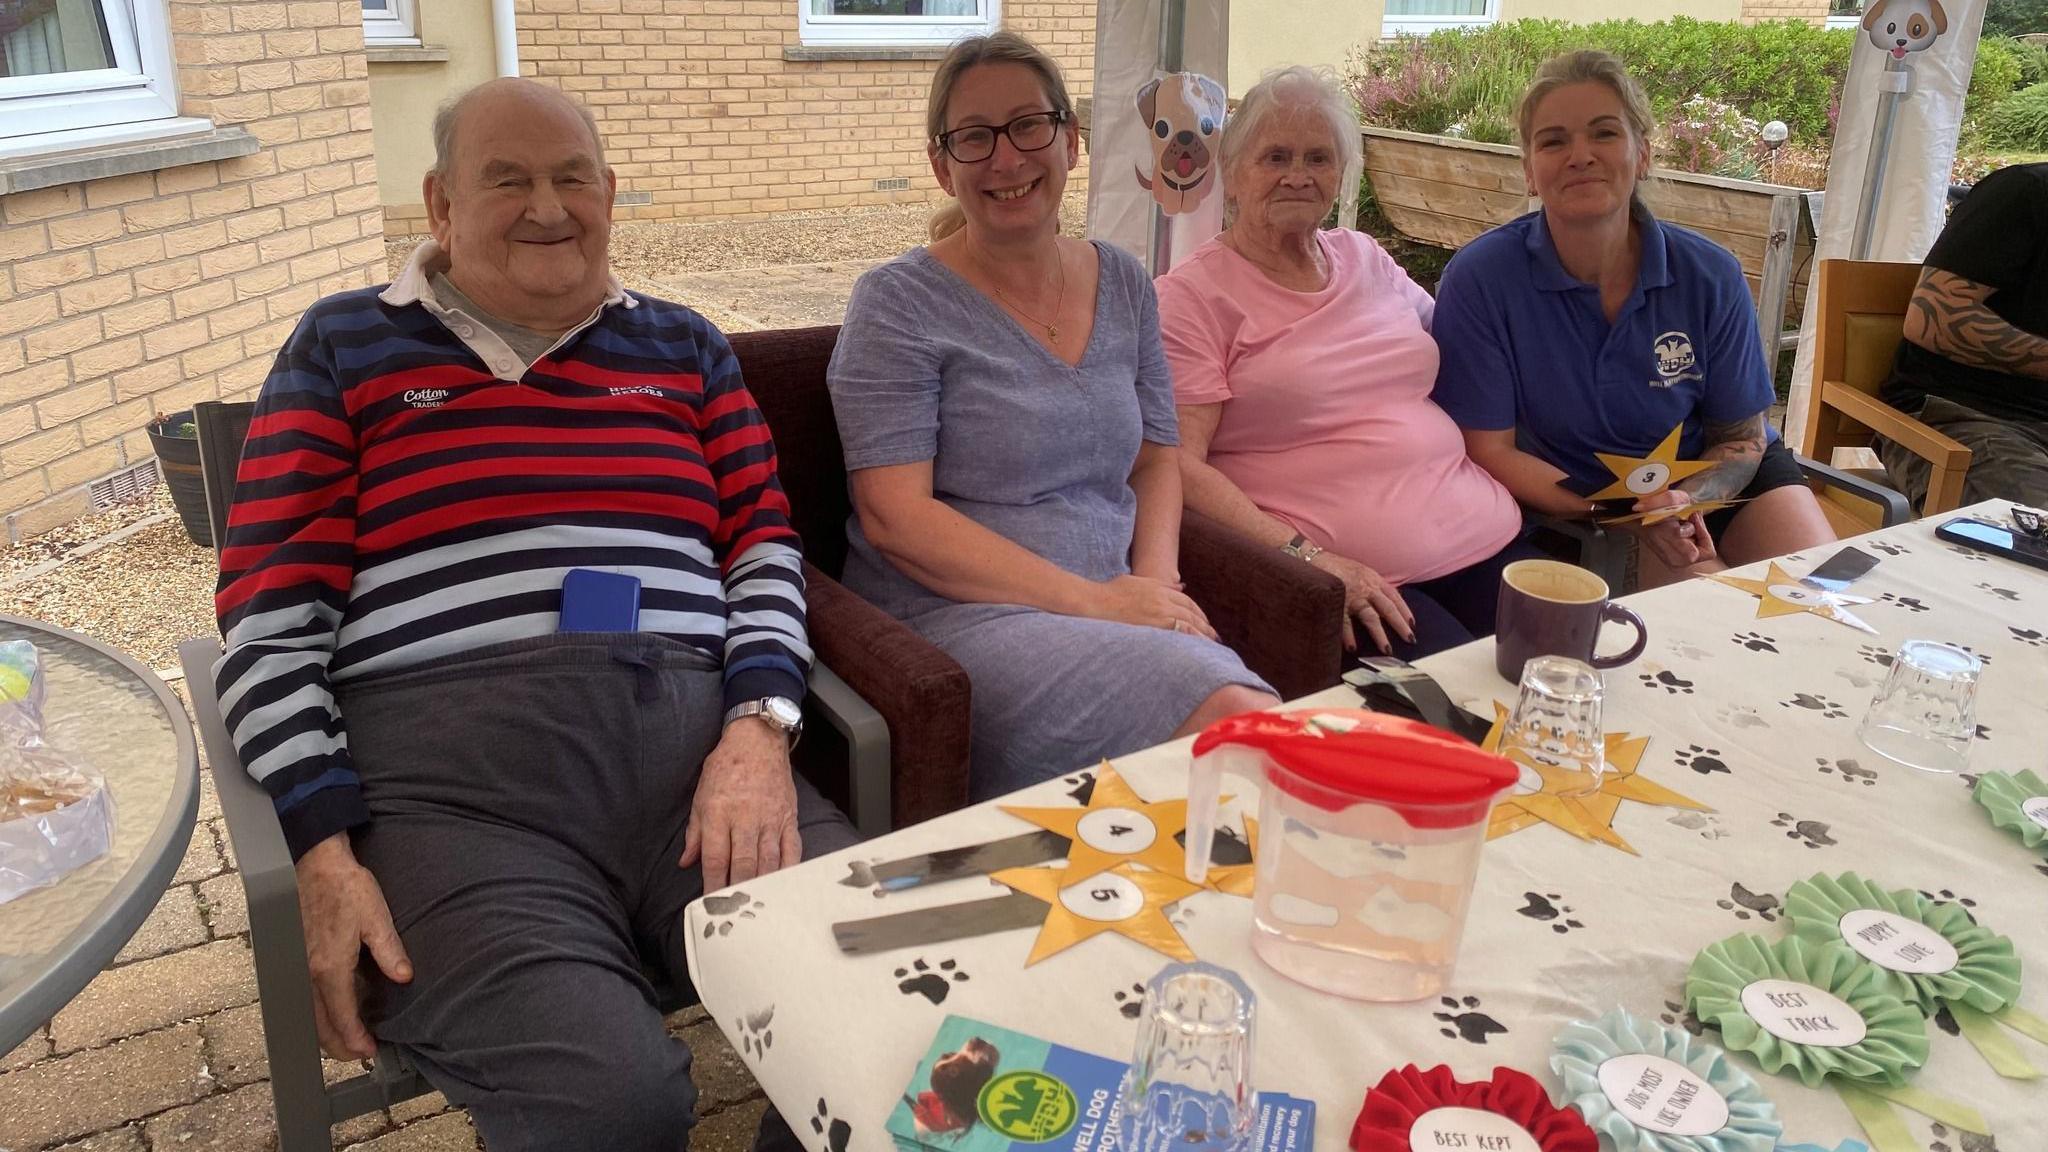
top-left (928, 201), bottom-right (967, 243)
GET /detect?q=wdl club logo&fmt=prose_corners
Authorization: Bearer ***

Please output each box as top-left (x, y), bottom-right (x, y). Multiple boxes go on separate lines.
top-left (978, 1070), bottom-right (1080, 1142)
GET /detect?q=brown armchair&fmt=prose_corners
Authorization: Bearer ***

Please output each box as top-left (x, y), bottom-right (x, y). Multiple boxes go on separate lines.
top-left (1801, 258), bottom-right (1973, 527)
top-left (1178, 509), bottom-right (1347, 700)
top-left (729, 326), bottom-right (974, 829)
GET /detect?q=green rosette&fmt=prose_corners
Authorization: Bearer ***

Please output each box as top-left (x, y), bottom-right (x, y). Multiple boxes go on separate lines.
top-left (1782, 872), bottom-right (2020, 1015)
top-left (1973, 768), bottom-right (2048, 849)
top-left (1685, 933), bottom-right (1928, 1088)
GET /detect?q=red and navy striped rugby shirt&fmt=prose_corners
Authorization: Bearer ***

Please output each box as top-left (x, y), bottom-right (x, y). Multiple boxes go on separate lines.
top-left (213, 256), bottom-right (809, 859)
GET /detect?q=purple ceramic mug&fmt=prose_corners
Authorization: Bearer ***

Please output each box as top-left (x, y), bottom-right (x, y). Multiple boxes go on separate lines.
top-left (1494, 559), bottom-right (1649, 682)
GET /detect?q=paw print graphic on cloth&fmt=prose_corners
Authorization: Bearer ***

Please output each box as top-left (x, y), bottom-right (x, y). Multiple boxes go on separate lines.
top-left (895, 958), bottom-right (969, 1005)
top-left (701, 891), bottom-right (762, 938)
top-left (1113, 982), bottom-right (1147, 1019)
top-left (1881, 592), bottom-right (1932, 613)
top-left (1929, 1120), bottom-right (2000, 1152)
top-left (1730, 631), bottom-right (1778, 653)
top-left (1659, 999), bottom-right (1707, 1037)
top-left (1665, 640), bottom-right (1713, 661)
top-left (1781, 692), bottom-right (1849, 719)
top-left (1868, 540), bottom-right (1911, 557)
top-left (1815, 756), bottom-right (1878, 787)
top-left (1715, 882), bottom-right (1780, 922)
top-left (1714, 703), bottom-right (1769, 730)
top-left (2010, 627), bottom-right (2046, 648)
top-left (736, 1006), bottom-right (774, 1060)
top-left (1857, 645), bottom-right (1894, 668)
top-left (1434, 996), bottom-right (1507, 1045)
top-left (1062, 771), bottom-right (1097, 805)
top-left (1934, 1004), bottom-right (1962, 1037)
top-left (1638, 670), bottom-right (1696, 695)
top-left (1515, 892), bottom-right (1584, 934)
top-left (1674, 744), bottom-right (1729, 776)
top-left (1975, 724), bottom-right (1992, 742)
top-left (1945, 544), bottom-right (1992, 563)
top-left (1920, 889), bottom-right (1979, 919)
top-left (1976, 582), bottom-right (2020, 602)
top-left (811, 1100), bottom-right (852, 1152)
top-left (1668, 811), bottom-right (1728, 840)
top-left (1771, 812), bottom-right (1837, 849)
top-left (2037, 861), bottom-right (2048, 879)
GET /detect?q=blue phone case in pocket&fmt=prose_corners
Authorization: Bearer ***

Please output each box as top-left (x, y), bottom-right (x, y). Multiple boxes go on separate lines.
top-left (560, 569), bottom-right (642, 632)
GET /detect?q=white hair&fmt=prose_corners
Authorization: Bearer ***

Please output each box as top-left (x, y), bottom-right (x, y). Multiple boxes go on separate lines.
top-left (1219, 65), bottom-right (1361, 191)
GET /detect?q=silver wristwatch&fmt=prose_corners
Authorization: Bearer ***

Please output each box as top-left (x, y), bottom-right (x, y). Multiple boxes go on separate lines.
top-left (724, 696), bottom-right (803, 750)
top-left (1281, 532), bottom-right (1324, 564)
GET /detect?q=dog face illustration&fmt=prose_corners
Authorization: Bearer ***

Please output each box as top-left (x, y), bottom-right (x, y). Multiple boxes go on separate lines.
top-left (1863, 0), bottom-right (1948, 61)
top-left (1134, 71), bottom-right (1226, 215)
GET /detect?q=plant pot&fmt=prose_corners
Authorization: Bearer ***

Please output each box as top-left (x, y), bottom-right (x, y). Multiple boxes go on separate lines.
top-left (147, 411), bottom-right (212, 548)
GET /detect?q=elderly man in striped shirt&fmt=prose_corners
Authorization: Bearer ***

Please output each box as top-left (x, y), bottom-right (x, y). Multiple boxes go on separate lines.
top-left (213, 78), bottom-right (856, 1151)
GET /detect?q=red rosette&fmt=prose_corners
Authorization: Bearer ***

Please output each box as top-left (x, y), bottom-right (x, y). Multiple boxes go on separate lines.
top-left (1350, 1064), bottom-right (1597, 1152)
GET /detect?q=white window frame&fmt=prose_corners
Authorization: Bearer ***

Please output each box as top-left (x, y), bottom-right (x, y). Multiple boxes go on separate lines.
top-left (797, 0), bottom-right (999, 48)
top-left (1381, 0), bottom-right (1498, 38)
top-left (362, 0), bottom-right (421, 47)
top-left (1825, 5), bottom-right (1864, 30)
top-left (0, 0), bottom-right (184, 146)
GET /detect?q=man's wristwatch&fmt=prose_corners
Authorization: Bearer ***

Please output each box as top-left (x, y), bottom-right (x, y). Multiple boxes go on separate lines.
top-left (723, 696), bottom-right (803, 750)
top-left (1281, 533), bottom-right (1324, 564)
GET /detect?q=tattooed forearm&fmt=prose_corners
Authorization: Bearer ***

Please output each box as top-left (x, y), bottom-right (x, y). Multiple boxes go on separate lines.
top-left (1904, 268), bottom-right (2048, 382)
top-left (1682, 412), bottom-right (1767, 502)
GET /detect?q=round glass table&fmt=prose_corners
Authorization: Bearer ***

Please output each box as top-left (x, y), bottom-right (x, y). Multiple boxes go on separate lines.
top-left (0, 615), bottom-right (199, 1053)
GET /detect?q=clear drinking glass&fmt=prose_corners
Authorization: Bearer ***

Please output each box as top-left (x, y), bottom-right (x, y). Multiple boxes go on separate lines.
top-left (1500, 656), bottom-right (1607, 799)
top-left (1857, 640), bottom-right (1982, 774)
top-left (1116, 961), bottom-right (1257, 1152)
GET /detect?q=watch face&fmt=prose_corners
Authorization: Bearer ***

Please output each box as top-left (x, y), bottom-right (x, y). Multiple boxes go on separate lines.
top-left (764, 697), bottom-right (803, 729)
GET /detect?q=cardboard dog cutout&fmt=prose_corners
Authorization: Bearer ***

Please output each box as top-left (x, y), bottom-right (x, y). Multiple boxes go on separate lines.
top-left (1862, 0), bottom-right (1949, 61)
top-left (1134, 72), bottom-right (1226, 215)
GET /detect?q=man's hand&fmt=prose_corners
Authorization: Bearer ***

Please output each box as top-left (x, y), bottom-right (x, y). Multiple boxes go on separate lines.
top-left (295, 832), bottom-right (411, 1061)
top-left (1631, 489), bottom-right (1716, 569)
top-left (680, 717), bottom-right (800, 892)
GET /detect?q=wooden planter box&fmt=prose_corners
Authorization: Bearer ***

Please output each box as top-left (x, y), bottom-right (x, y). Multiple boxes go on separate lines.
top-left (1361, 126), bottom-right (1814, 356)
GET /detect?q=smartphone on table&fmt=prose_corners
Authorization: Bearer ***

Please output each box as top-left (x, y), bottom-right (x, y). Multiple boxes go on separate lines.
top-left (1934, 515), bottom-right (2048, 573)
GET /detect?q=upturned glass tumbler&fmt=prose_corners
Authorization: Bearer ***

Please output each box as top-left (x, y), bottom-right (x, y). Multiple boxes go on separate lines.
top-left (1116, 961), bottom-right (1257, 1152)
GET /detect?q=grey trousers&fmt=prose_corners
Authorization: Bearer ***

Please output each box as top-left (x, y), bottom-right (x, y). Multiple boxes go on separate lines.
top-left (335, 633), bottom-right (859, 1152)
top-left (1878, 394), bottom-right (2048, 509)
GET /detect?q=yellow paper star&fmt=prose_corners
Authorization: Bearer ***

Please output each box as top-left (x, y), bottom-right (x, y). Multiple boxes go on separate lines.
top-left (1705, 562), bottom-right (1877, 633)
top-left (1001, 763), bottom-right (1201, 884)
top-left (1600, 496), bottom-right (1749, 527)
top-left (991, 863), bottom-right (1200, 965)
top-left (1482, 705), bottom-right (1709, 854)
top-left (1588, 423), bottom-right (1719, 502)
top-left (1203, 817), bottom-right (1257, 897)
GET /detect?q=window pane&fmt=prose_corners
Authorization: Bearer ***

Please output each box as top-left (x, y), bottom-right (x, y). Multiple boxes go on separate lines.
top-left (1828, 0), bottom-right (1861, 13)
top-left (1384, 0), bottom-right (1488, 15)
top-left (0, 0), bottom-right (115, 79)
top-left (362, 0), bottom-right (390, 8)
top-left (809, 1), bottom-right (980, 15)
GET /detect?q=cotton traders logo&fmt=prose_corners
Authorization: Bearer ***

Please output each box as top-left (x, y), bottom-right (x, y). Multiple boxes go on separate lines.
top-left (1651, 331), bottom-right (1700, 387)
top-left (403, 388), bottom-right (450, 409)
top-left (978, 1070), bottom-right (1078, 1143)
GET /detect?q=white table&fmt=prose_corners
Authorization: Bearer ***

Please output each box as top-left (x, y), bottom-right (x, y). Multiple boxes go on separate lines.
top-left (686, 500), bottom-right (2048, 1150)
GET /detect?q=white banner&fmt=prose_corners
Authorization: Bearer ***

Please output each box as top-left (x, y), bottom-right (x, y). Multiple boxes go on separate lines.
top-left (1085, 0), bottom-right (1230, 274)
top-left (1785, 0), bottom-right (1988, 448)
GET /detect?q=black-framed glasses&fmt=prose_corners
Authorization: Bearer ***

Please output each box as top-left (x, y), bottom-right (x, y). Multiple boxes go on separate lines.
top-left (934, 109), bottom-right (1066, 163)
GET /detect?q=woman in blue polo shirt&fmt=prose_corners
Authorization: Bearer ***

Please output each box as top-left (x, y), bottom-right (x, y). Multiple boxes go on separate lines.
top-left (1431, 51), bottom-right (1834, 582)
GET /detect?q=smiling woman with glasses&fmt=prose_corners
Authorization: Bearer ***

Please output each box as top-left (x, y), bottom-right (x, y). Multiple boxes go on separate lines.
top-left (824, 31), bottom-right (1277, 800)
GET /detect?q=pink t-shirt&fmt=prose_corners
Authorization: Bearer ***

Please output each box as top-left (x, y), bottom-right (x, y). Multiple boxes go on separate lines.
top-left (1156, 230), bottom-right (1521, 587)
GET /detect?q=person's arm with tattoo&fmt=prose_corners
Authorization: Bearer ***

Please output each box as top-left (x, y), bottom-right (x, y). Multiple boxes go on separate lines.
top-left (1902, 268), bottom-right (2048, 382)
top-left (1680, 411), bottom-right (1769, 502)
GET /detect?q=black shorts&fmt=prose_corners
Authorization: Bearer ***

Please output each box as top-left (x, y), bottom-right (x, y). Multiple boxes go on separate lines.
top-left (1702, 436), bottom-right (1804, 540)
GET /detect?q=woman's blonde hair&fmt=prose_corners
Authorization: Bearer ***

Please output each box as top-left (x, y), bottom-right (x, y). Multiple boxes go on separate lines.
top-left (1515, 50), bottom-right (1656, 209)
top-left (924, 31), bottom-right (1075, 242)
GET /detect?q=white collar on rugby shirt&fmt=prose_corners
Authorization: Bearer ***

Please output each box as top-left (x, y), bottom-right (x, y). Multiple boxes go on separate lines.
top-left (380, 238), bottom-right (638, 382)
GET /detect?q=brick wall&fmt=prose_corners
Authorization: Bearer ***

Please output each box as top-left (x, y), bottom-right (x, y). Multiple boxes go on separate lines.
top-left (1740, 0), bottom-right (1829, 22)
top-left (479, 0), bottom-right (1094, 227)
top-left (0, 0), bottom-right (384, 541)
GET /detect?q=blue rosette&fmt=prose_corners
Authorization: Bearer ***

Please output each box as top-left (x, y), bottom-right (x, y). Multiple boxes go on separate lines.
top-left (1551, 1008), bottom-right (1782, 1152)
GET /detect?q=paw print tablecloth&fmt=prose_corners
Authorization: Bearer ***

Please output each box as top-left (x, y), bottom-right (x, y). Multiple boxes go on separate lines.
top-left (685, 501), bottom-right (2048, 1152)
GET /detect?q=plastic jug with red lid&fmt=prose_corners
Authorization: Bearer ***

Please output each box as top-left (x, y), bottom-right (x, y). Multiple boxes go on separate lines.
top-left (1184, 708), bottom-right (1518, 1001)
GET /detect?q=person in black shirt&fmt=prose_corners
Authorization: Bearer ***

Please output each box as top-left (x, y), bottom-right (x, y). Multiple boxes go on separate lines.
top-left (1878, 162), bottom-right (2048, 508)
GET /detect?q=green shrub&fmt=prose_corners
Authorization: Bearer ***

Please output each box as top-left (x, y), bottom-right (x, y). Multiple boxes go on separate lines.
top-left (1968, 36), bottom-right (2026, 114)
top-left (1984, 0), bottom-right (2048, 38)
top-left (1348, 18), bottom-right (1852, 148)
top-left (1999, 36), bottom-right (2048, 89)
top-left (1983, 82), bottom-right (2048, 150)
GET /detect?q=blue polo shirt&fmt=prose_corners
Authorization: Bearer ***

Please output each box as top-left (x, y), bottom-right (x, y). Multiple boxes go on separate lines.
top-left (1429, 206), bottom-right (1776, 496)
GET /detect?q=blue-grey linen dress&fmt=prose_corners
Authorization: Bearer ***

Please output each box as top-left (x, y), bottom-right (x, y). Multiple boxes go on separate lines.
top-left (828, 241), bottom-right (1272, 799)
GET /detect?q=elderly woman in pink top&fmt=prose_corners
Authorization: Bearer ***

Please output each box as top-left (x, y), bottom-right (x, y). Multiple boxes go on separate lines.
top-left (1157, 66), bottom-right (1535, 659)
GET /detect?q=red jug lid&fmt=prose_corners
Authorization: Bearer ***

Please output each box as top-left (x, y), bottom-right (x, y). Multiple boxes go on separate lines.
top-left (1192, 709), bottom-right (1518, 824)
